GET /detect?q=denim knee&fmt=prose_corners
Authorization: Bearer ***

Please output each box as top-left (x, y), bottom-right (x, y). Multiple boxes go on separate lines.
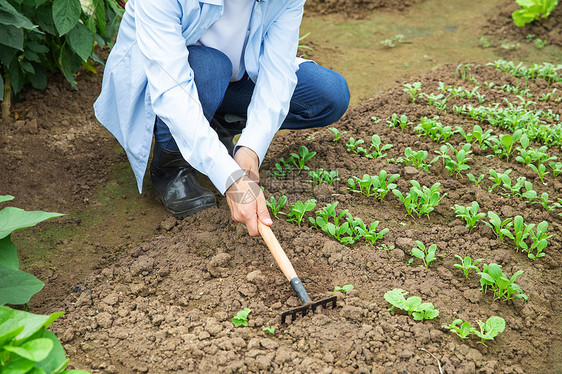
top-left (187, 45), bottom-right (233, 119)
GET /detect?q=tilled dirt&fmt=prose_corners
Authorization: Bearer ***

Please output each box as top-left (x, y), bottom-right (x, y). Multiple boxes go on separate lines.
top-left (304, 0), bottom-right (425, 18)
top-left (483, 0), bottom-right (562, 47)
top-left (51, 63), bottom-right (562, 373)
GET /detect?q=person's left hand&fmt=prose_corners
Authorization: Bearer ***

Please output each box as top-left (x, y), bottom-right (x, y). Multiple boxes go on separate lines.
top-left (234, 146), bottom-right (260, 183)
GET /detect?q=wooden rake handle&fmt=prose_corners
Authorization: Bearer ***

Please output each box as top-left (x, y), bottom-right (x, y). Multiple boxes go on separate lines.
top-left (258, 221), bottom-right (311, 304)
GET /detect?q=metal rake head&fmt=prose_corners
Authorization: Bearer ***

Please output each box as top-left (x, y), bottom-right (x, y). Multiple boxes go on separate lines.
top-left (280, 296), bottom-right (337, 324)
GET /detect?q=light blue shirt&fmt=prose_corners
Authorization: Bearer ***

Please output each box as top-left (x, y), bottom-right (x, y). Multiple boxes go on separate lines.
top-left (94, 0), bottom-right (305, 194)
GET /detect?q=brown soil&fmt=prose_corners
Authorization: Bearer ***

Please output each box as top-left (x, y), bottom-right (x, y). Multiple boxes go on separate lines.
top-left (304, 0), bottom-right (425, 18)
top-left (484, 0), bottom-right (562, 47)
top-left (42, 64), bottom-right (562, 373)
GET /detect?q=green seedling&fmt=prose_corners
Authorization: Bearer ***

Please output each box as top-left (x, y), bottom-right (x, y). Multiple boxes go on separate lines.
top-left (409, 241), bottom-right (444, 268)
top-left (334, 285), bottom-right (355, 293)
top-left (329, 127), bottom-right (347, 143)
top-left (467, 173), bottom-right (485, 187)
top-left (453, 201), bottom-right (486, 233)
top-left (453, 255), bottom-right (483, 278)
top-left (444, 143), bottom-right (472, 177)
top-left (442, 319), bottom-right (472, 339)
top-left (471, 316), bottom-right (506, 345)
top-left (365, 134), bottom-right (393, 159)
top-left (348, 170), bottom-right (399, 200)
top-left (414, 116), bottom-right (453, 143)
top-left (512, 215), bottom-right (535, 253)
top-left (262, 327), bottom-right (275, 334)
top-left (380, 34), bottom-right (404, 48)
top-left (403, 82), bottom-right (422, 103)
top-left (520, 181), bottom-right (538, 202)
top-left (489, 130), bottom-right (523, 161)
top-left (307, 168), bottom-right (339, 186)
top-left (387, 113), bottom-right (412, 132)
top-left (432, 145), bottom-right (450, 166)
top-left (311, 203), bottom-right (356, 245)
top-left (266, 195), bottom-right (287, 218)
top-left (393, 181), bottom-right (446, 218)
top-left (528, 220), bottom-right (551, 259)
top-left (472, 125), bottom-right (496, 150)
top-left (375, 244), bottom-right (395, 252)
top-left (549, 162), bottom-right (562, 177)
top-left (403, 148), bottom-right (433, 172)
top-left (287, 199), bottom-right (317, 227)
top-left (488, 169), bottom-right (512, 193)
top-left (232, 308), bottom-right (252, 327)
top-left (384, 289), bottom-right (439, 321)
top-left (290, 145), bottom-right (316, 172)
top-left (353, 219), bottom-right (389, 246)
top-left (528, 163), bottom-right (549, 183)
top-left (478, 263), bottom-right (528, 301)
top-left (536, 192), bottom-right (554, 211)
top-left (346, 137), bottom-right (365, 153)
top-left (485, 211), bottom-right (514, 242)
top-left (498, 174), bottom-right (527, 198)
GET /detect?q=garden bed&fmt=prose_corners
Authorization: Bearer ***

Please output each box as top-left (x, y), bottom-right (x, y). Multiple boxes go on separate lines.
top-left (51, 62), bottom-right (562, 373)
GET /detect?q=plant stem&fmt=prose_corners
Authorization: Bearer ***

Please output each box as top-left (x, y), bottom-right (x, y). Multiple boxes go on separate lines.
top-left (1, 73), bottom-right (11, 124)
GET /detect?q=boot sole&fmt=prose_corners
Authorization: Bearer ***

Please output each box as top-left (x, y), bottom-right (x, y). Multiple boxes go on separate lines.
top-left (154, 191), bottom-right (216, 219)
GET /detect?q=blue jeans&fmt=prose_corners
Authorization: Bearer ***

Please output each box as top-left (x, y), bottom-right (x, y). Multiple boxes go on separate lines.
top-left (154, 45), bottom-right (350, 151)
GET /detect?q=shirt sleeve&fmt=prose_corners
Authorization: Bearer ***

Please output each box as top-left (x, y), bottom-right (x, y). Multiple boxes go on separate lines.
top-left (235, 0), bottom-right (306, 164)
top-left (134, 0), bottom-right (244, 194)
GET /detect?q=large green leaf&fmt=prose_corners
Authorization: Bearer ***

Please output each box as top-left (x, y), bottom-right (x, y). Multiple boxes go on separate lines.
top-left (68, 22), bottom-right (93, 61)
top-left (0, 207), bottom-right (64, 240)
top-left (0, 264), bottom-right (45, 305)
top-left (0, 355), bottom-right (35, 373)
top-left (384, 289), bottom-right (407, 309)
top-left (0, 320), bottom-right (24, 346)
top-left (35, 330), bottom-right (70, 373)
top-left (0, 23), bottom-right (24, 49)
top-left (0, 0), bottom-right (37, 30)
top-left (485, 316), bottom-right (506, 337)
top-left (0, 306), bottom-right (64, 341)
top-left (52, 0), bottom-right (81, 36)
top-left (4, 338), bottom-right (54, 362)
top-left (0, 235), bottom-right (19, 269)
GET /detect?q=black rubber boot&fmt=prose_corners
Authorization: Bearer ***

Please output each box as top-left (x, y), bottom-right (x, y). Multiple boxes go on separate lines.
top-left (150, 143), bottom-right (216, 218)
top-left (210, 114), bottom-right (246, 156)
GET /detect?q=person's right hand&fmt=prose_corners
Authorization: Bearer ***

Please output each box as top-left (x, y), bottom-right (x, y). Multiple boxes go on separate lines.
top-left (225, 174), bottom-right (272, 237)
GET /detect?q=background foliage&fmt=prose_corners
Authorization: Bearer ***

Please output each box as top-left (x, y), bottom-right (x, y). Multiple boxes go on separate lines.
top-left (0, 0), bottom-right (123, 104)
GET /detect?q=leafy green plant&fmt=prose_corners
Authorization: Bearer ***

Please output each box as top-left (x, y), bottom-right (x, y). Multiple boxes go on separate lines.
top-left (269, 157), bottom-right (293, 179)
top-left (453, 255), bottom-right (483, 278)
top-left (467, 173), bottom-right (485, 187)
top-left (471, 316), bottom-right (506, 345)
top-left (393, 181), bottom-right (446, 218)
top-left (352, 219), bottom-right (389, 246)
top-left (443, 319), bottom-right (472, 339)
top-left (290, 146), bottom-right (316, 172)
top-left (363, 134), bottom-right (393, 159)
top-left (0, 306), bottom-right (89, 373)
top-left (0, 195), bottom-right (64, 306)
top-left (346, 137), bottom-right (365, 153)
top-left (478, 263), bottom-right (528, 301)
top-left (512, 0), bottom-right (558, 26)
top-left (347, 171), bottom-right (399, 200)
top-left (549, 162), bottom-right (562, 177)
top-left (265, 195), bottom-right (287, 219)
top-left (527, 220), bottom-right (551, 259)
top-left (403, 82), bottom-right (422, 103)
top-left (414, 116), bottom-right (453, 143)
top-left (384, 289), bottom-right (439, 321)
top-left (528, 163), bottom-right (549, 183)
top-left (307, 169), bottom-right (339, 187)
top-left (232, 308), bottom-right (251, 327)
top-left (262, 326), bottom-right (275, 334)
top-left (387, 113), bottom-right (412, 132)
top-left (443, 143), bottom-right (472, 177)
top-left (403, 147), bottom-right (433, 172)
top-left (408, 241), bottom-right (444, 268)
top-left (334, 285), bottom-right (354, 293)
top-left (287, 199), bottom-right (317, 227)
top-left (0, 0), bottom-right (123, 117)
top-left (443, 316), bottom-right (506, 345)
top-left (329, 127), bottom-right (347, 143)
top-left (484, 211), bottom-right (514, 242)
top-left (512, 215), bottom-right (535, 253)
top-left (453, 202), bottom-right (486, 233)
top-left (489, 130), bottom-right (523, 161)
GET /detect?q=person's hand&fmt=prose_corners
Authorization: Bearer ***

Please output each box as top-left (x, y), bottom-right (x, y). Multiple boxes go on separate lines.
top-left (226, 147), bottom-right (272, 236)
